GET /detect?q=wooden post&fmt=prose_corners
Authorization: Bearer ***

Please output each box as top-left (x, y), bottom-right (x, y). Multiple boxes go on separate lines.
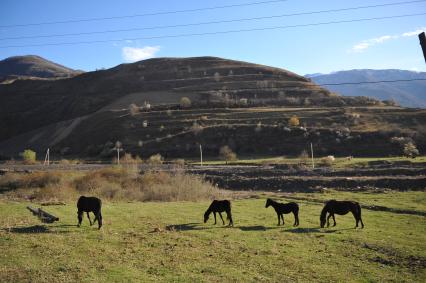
top-left (310, 143), bottom-right (315, 169)
top-left (419, 32), bottom-right (426, 63)
top-left (200, 144), bottom-right (203, 166)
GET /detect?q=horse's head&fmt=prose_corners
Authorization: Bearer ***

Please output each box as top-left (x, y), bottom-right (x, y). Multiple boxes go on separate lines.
top-left (320, 205), bottom-right (328, 228)
top-left (265, 198), bottom-right (272, 208)
top-left (320, 216), bottom-right (326, 228)
top-left (203, 211), bottom-right (210, 223)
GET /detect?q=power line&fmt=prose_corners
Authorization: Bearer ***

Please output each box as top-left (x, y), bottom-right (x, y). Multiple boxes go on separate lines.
top-left (319, 78), bottom-right (426, 86)
top-left (172, 79), bottom-right (426, 92)
top-left (0, 0), bottom-right (290, 29)
top-left (1, 12), bottom-right (424, 49)
top-left (1, 0), bottom-right (423, 41)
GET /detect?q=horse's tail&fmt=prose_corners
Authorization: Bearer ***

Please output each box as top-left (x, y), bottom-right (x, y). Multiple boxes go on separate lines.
top-left (226, 200), bottom-right (232, 220)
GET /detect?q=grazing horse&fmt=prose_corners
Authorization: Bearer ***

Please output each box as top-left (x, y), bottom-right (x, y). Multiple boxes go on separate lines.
top-left (320, 200), bottom-right (364, 228)
top-left (265, 198), bottom-right (299, 226)
top-left (204, 200), bottom-right (233, 226)
top-left (77, 196), bottom-right (103, 229)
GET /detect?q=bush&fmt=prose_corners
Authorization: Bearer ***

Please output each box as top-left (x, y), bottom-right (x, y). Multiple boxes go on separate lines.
top-left (148, 153), bottom-right (164, 165)
top-left (21, 149), bottom-right (36, 164)
top-left (403, 142), bottom-right (420, 158)
top-left (288, 116), bottom-right (300, 127)
top-left (180, 97), bottom-right (192, 108)
top-left (129, 103), bottom-right (140, 116)
top-left (299, 150), bottom-right (309, 165)
top-left (219, 145), bottom-right (237, 164)
top-left (320, 156), bottom-right (335, 167)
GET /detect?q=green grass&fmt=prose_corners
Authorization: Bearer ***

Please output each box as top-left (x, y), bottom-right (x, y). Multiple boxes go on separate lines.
top-left (190, 155), bottom-right (426, 167)
top-left (0, 192), bottom-right (425, 282)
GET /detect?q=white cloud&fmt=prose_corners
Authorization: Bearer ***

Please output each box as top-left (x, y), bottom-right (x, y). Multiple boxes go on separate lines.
top-left (122, 46), bottom-right (160, 62)
top-left (402, 28), bottom-right (426, 37)
top-left (350, 27), bottom-right (426, 53)
top-left (352, 42), bottom-right (371, 52)
top-left (350, 35), bottom-right (395, 53)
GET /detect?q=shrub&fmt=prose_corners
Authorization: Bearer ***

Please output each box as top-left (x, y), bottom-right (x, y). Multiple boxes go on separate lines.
top-left (219, 145), bottom-right (237, 164)
top-left (288, 115), bottom-right (300, 127)
top-left (403, 142), bottom-right (420, 158)
top-left (129, 103), bottom-right (140, 116)
top-left (148, 153), bottom-right (164, 165)
top-left (180, 97), bottom-right (192, 108)
top-left (141, 171), bottom-right (220, 201)
top-left (21, 149), bottom-right (36, 164)
top-left (320, 156), bottom-right (335, 167)
top-left (299, 150), bottom-right (309, 165)
top-left (191, 122), bottom-right (204, 134)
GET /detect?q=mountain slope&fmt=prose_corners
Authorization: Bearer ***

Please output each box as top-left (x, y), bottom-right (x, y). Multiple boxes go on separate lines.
top-left (0, 56), bottom-right (338, 142)
top-left (306, 69), bottom-right (426, 108)
top-left (0, 55), bottom-right (81, 80)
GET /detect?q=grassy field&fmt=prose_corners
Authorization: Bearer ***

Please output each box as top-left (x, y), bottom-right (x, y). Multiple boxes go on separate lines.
top-left (1, 191), bottom-right (425, 282)
top-left (190, 155), bottom-right (426, 168)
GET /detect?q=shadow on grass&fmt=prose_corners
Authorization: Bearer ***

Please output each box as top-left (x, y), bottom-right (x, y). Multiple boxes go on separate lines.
top-left (3, 224), bottom-right (74, 234)
top-left (284, 227), bottom-right (355, 233)
top-left (238, 225), bottom-right (274, 231)
top-left (4, 225), bottom-right (50, 233)
top-left (165, 223), bottom-right (211, 231)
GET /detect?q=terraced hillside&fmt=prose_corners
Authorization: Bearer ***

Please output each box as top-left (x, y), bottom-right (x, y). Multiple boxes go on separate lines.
top-left (0, 56), bottom-right (335, 141)
top-left (1, 106), bottom-right (425, 159)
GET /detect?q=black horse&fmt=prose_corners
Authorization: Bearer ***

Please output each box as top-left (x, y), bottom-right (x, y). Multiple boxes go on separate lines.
top-left (320, 200), bottom-right (364, 228)
top-left (77, 196), bottom-right (103, 229)
top-left (265, 198), bottom-right (299, 226)
top-left (204, 200), bottom-right (233, 226)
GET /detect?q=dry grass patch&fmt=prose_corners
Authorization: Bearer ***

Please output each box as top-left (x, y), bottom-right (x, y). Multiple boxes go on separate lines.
top-left (0, 167), bottom-right (223, 203)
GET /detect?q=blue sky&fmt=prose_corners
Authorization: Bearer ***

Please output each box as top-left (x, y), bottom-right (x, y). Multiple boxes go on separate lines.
top-left (1, 0), bottom-right (425, 74)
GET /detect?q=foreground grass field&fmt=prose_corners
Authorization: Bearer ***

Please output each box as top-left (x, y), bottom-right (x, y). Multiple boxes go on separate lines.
top-left (0, 192), bottom-right (425, 282)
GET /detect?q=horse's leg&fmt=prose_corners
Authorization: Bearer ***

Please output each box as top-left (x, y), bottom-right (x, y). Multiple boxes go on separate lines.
top-left (350, 211), bottom-right (358, 228)
top-left (332, 214), bottom-right (336, 227)
top-left (293, 212), bottom-right (299, 227)
top-left (226, 210), bottom-right (233, 227)
top-left (327, 214), bottom-right (332, 227)
top-left (281, 214), bottom-right (285, 225)
top-left (213, 212), bottom-right (217, 225)
top-left (97, 212), bottom-right (102, 229)
top-left (277, 213), bottom-right (281, 225)
top-left (219, 212), bottom-right (225, 225)
top-left (86, 212), bottom-right (93, 226)
top-left (77, 211), bottom-right (83, 227)
top-left (358, 207), bottom-right (364, 228)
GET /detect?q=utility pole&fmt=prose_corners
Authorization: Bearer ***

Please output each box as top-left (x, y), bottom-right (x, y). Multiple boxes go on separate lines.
top-left (310, 143), bottom-right (315, 169)
top-left (114, 141), bottom-right (122, 165)
top-left (44, 148), bottom-right (50, 166)
top-left (199, 144), bottom-right (203, 166)
top-left (419, 32), bottom-right (426, 63)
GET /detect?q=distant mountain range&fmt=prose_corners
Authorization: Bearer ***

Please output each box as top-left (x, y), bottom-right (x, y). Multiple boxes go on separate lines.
top-left (306, 69), bottom-right (426, 108)
top-left (0, 55), bottom-right (82, 82)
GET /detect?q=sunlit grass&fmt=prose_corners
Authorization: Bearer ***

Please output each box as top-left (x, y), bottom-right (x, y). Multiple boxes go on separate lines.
top-left (0, 191), bottom-right (425, 282)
